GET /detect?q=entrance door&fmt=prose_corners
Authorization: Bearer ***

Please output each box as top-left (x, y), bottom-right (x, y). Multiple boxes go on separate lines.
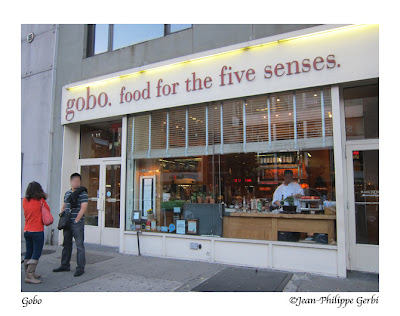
top-left (346, 144), bottom-right (379, 273)
top-left (80, 161), bottom-right (121, 247)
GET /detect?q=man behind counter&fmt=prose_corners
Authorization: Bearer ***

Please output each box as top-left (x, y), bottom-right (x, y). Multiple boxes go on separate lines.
top-left (273, 170), bottom-right (304, 212)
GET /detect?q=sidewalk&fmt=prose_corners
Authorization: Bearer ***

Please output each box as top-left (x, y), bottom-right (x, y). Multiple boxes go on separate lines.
top-left (21, 241), bottom-right (379, 292)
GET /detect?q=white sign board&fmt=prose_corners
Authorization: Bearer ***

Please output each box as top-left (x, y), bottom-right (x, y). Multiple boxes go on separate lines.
top-left (61, 25), bottom-right (378, 125)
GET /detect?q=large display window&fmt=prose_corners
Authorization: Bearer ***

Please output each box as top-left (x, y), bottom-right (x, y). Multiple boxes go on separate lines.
top-left (125, 149), bottom-right (336, 243)
top-left (125, 87), bottom-right (337, 244)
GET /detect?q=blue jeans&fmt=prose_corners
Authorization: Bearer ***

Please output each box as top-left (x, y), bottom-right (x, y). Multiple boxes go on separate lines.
top-left (24, 231), bottom-right (44, 260)
top-left (61, 219), bottom-right (86, 271)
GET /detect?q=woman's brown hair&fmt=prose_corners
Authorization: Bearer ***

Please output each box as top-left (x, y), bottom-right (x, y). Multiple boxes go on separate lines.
top-left (25, 181), bottom-right (47, 201)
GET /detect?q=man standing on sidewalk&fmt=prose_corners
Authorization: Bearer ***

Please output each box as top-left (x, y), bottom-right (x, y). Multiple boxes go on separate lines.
top-left (53, 173), bottom-right (88, 277)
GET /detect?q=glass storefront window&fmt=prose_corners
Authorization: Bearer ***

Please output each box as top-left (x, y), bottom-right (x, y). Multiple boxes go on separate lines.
top-left (270, 92), bottom-right (294, 141)
top-left (125, 87), bottom-right (337, 244)
top-left (126, 149), bottom-right (336, 243)
top-left (344, 84), bottom-right (379, 140)
top-left (80, 121), bottom-right (122, 158)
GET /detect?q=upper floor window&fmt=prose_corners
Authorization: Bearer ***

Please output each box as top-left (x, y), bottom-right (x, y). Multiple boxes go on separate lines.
top-left (87, 24), bottom-right (192, 57)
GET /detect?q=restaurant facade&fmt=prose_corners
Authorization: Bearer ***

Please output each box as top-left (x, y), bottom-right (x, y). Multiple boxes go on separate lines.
top-left (57, 24), bottom-right (378, 277)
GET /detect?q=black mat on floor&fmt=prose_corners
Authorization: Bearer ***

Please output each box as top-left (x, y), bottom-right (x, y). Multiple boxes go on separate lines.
top-left (191, 267), bottom-right (293, 292)
top-left (56, 252), bottom-right (114, 264)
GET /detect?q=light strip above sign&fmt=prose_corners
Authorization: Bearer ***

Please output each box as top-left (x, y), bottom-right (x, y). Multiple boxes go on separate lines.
top-left (67, 24), bottom-right (365, 91)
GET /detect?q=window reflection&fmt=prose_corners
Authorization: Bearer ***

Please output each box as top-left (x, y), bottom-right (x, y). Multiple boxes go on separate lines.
top-left (94, 24), bottom-right (109, 55)
top-left (344, 84), bottom-right (379, 140)
top-left (170, 24), bottom-right (192, 33)
top-left (113, 24), bottom-right (164, 50)
top-left (89, 24), bottom-right (192, 56)
top-left (80, 121), bottom-right (122, 158)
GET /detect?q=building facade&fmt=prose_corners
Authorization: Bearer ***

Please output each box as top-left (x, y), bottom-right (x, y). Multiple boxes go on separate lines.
top-left (21, 24), bottom-right (379, 277)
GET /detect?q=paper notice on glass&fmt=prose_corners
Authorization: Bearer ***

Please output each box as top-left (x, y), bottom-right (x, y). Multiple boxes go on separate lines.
top-left (163, 193), bottom-right (170, 202)
top-left (174, 207), bottom-right (181, 213)
top-left (188, 221), bottom-right (197, 234)
top-left (176, 220), bottom-right (185, 234)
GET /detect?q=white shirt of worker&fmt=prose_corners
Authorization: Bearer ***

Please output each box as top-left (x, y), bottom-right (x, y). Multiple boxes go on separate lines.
top-left (273, 182), bottom-right (304, 212)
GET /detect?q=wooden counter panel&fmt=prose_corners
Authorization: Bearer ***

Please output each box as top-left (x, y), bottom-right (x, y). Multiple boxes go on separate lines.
top-left (223, 213), bottom-right (336, 244)
top-left (223, 216), bottom-right (273, 240)
top-left (226, 212), bottom-right (336, 220)
top-left (277, 219), bottom-right (331, 233)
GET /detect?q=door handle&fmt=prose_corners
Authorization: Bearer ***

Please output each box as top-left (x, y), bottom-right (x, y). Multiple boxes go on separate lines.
top-left (97, 196), bottom-right (103, 211)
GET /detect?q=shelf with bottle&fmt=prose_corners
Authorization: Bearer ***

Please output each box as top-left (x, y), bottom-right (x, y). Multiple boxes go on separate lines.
top-left (258, 153), bottom-right (298, 166)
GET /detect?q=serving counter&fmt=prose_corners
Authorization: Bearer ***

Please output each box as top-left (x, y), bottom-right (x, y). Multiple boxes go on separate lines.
top-left (223, 212), bottom-right (336, 244)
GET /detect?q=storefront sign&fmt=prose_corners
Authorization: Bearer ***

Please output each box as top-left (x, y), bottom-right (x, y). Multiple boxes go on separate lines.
top-left (61, 25), bottom-right (378, 124)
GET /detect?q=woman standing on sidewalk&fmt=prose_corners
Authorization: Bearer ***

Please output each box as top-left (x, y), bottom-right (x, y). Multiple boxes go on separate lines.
top-left (23, 181), bottom-right (50, 284)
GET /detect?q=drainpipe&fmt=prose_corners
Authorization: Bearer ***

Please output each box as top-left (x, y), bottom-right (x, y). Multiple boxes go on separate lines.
top-left (46, 24), bottom-right (59, 245)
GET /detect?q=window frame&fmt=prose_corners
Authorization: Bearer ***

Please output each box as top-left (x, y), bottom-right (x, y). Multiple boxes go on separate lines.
top-left (87, 24), bottom-right (193, 57)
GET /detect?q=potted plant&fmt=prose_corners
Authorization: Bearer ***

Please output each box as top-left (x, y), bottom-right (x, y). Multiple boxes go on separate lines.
top-left (197, 192), bottom-right (203, 204)
top-left (210, 193), bottom-right (215, 204)
top-left (284, 196), bottom-right (295, 206)
top-left (283, 196), bottom-right (296, 213)
top-left (161, 200), bottom-right (186, 211)
top-left (146, 208), bottom-right (154, 220)
top-left (205, 192), bottom-right (212, 204)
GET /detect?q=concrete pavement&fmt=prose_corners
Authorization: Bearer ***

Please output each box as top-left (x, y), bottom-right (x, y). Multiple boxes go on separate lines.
top-left (21, 241), bottom-right (379, 292)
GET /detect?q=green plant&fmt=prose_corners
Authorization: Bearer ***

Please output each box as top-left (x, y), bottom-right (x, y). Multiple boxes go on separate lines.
top-left (284, 196), bottom-right (295, 206)
top-left (161, 200), bottom-right (186, 210)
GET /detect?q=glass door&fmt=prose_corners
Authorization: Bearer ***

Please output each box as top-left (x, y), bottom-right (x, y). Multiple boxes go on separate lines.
top-left (346, 145), bottom-right (379, 273)
top-left (101, 162), bottom-right (121, 246)
top-left (80, 164), bottom-right (102, 244)
top-left (79, 161), bottom-right (121, 246)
